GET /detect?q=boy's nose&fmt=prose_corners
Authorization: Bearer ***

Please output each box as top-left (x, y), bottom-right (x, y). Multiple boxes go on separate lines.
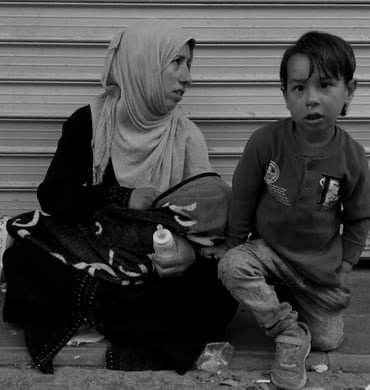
top-left (306, 88), bottom-right (320, 106)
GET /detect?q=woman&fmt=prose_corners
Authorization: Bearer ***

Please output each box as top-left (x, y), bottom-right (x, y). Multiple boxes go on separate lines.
top-left (2, 19), bottom-right (237, 374)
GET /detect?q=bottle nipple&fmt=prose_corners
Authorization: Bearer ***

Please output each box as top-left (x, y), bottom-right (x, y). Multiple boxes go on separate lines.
top-left (153, 224), bottom-right (176, 260)
top-left (153, 224), bottom-right (173, 246)
top-left (155, 225), bottom-right (168, 242)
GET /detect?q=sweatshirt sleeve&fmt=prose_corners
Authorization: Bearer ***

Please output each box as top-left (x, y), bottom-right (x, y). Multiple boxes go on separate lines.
top-left (37, 106), bottom-right (133, 222)
top-left (226, 133), bottom-right (266, 248)
top-left (341, 145), bottom-right (370, 265)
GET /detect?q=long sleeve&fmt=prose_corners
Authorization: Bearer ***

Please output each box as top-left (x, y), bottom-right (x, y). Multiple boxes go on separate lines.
top-left (341, 145), bottom-right (370, 265)
top-left (37, 106), bottom-right (133, 222)
top-left (226, 133), bottom-right (266, 248)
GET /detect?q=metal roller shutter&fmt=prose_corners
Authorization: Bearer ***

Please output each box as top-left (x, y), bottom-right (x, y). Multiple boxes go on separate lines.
top-left (0, 0), bottom-right (369, 257)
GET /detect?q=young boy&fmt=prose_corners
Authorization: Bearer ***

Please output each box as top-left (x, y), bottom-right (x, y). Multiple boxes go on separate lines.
top-left (202, 31), bottom-right (370, 390)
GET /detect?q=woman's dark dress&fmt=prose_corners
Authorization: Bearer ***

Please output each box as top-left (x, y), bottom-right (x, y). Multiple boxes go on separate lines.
top-left (2, 106), bottom-right (237, 374)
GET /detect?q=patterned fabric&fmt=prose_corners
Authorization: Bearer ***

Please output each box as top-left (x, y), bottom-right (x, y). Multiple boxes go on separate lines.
top-left (6, 173), bottom-right (231, 285)
top-left (0, 215), bottom-right (12, 285)
top-left (103, 185), bottom-right (133, 207)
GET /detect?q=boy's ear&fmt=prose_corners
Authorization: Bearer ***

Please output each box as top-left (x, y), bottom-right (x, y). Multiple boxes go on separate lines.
top-left (346, 78), bottom-right (358, 104)
top-left (281, 86), bottom-right (289, 108)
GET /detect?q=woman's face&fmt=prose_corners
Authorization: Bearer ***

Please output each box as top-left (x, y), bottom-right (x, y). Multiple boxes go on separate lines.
top-left (161, 43), bottom-right (192, 111)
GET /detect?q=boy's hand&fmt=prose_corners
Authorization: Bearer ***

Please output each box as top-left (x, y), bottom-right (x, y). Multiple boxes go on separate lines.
top-left (200, 244), bottom-right (229, 260)
top-left (337, 261), bottom-right (353, 287)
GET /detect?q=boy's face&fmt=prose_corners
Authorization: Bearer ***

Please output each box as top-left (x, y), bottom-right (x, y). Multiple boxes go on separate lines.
top-left (282, 54), bottom-right (357, 142)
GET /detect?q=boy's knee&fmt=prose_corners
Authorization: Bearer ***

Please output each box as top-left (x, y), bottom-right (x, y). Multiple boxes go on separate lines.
top-left (311, 328), bottom-right (344, 351)
top-left (217, 245), bottom-right (259, 285)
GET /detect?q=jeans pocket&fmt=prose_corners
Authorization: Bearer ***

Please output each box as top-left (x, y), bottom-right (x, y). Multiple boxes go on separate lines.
top-left (302, 282), bottom-right (351, 314)
top-left (338, 285), bottom-right (351, 308)
top-left (326, 286), bottom-right (351, 312)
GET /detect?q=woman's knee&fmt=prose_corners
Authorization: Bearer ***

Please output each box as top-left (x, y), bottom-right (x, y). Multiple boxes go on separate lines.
top-left (3, 239), bottom-right (48, 278)
top-left (3, 241), bottom-right (26, 273)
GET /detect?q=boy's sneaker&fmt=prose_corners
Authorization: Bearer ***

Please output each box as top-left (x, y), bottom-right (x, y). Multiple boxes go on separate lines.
top-left (271, 322), bottom-right (311, 390)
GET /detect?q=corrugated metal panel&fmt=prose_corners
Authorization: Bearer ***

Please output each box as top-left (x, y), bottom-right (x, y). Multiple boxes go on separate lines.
top-left (2, 80), bottom-right (370, 127)
top-left (0, 119), bottom-right (61, 148)
top-left (2, 42), bottom-right (370, 82)
top-left (0, 1), bottom-right (369, 257)
top-left (1, 117), bottom-right (368, 151)
top-left (1, 3), bottom-right (370, 42)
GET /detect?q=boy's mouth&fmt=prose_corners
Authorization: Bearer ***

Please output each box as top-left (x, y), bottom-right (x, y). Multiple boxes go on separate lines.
top-left (305, 113), bottom-right (323, 121)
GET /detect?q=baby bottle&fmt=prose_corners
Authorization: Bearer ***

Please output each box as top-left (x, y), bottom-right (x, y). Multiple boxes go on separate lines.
top-left (153, 224), bottom-right (177, 260)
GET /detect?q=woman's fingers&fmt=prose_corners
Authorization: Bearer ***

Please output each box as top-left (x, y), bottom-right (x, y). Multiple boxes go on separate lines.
top-left (153, 261), bottom-right (186, 278)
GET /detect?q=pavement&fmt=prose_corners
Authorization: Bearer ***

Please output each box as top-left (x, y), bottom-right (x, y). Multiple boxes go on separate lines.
top-left (0, 268), bottom-right (370, 389)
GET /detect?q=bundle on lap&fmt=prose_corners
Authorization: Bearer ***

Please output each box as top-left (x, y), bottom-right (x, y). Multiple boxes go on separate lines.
top-left (6, 173), bottom-right (230, 285)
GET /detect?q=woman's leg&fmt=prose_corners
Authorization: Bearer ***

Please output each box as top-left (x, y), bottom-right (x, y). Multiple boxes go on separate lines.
top-left (3, 240), bottom-right (237, 373)
top-left (92, 255), bottom-right (238, 372)
top-left (3, 239), bottom-right (81, 324)
top-left (3, 239), bottom-right (86, 373)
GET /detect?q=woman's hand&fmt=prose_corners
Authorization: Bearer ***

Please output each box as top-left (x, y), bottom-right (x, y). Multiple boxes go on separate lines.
top-left (200, 244), bottom-right (229, 260)
top-left (150, 234), bottom-right (196, 278)
top-left (129, 187), bottom-right (161, 209)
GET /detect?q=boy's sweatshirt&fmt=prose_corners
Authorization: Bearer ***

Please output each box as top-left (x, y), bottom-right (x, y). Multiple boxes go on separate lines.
top-left (227, 118), bottom-right (370, 286)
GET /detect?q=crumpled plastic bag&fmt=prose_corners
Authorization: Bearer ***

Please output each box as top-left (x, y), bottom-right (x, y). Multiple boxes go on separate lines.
top-left (195, 342), bottom-right (234, 374)
top-left (67, 324), bottom-right (105, 346)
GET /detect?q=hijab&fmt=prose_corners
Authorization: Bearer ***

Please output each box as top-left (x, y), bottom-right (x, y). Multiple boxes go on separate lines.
top-left (90, 19), bottom-right (212, 191)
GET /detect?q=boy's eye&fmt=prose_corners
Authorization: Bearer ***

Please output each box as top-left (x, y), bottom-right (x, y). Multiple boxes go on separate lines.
top-left (320, 77), bottom-right (337, 88)
top-left (321, 81), bottom-right (334, 89)
top-left (293, 85), bottom-right (304, 92)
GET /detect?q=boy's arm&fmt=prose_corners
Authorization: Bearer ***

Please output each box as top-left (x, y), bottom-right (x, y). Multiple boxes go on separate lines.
top-left (225, 134), bottom-right (266, 248)
top-left (201, 134), bottom-right (266, 259)
top-left (341, 150), bottom-right (370, 273)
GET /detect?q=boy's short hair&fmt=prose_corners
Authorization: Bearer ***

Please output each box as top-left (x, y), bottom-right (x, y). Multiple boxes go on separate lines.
top-left (280, 31), bottom-right (356, 91)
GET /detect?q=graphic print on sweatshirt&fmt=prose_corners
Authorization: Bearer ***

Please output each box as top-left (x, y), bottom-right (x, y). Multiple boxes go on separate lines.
top-left (264, 160), bottom-right (290, 206)
top-left (318, 174), bottom-right (341, 206)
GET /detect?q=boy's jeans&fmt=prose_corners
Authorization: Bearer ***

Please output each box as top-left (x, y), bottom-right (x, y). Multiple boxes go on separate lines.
top-left (218, 239), bottom-right (351, 351)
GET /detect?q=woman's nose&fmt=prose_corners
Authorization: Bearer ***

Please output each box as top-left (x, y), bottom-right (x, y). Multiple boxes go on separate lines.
top-left (180, 65), bottom-right (192, 86)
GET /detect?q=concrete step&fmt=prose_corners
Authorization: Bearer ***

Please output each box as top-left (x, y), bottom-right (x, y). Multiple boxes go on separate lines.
top-left (1, 269), bottom-right (370, 372)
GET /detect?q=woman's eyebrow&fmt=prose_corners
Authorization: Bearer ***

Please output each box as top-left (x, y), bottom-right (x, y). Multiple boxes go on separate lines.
top-left (176, 53), bottom-right (192, 61)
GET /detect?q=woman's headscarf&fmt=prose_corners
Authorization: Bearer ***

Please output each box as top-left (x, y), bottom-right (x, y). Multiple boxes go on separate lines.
top-left (90, 19), bottom-right (212, 191)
